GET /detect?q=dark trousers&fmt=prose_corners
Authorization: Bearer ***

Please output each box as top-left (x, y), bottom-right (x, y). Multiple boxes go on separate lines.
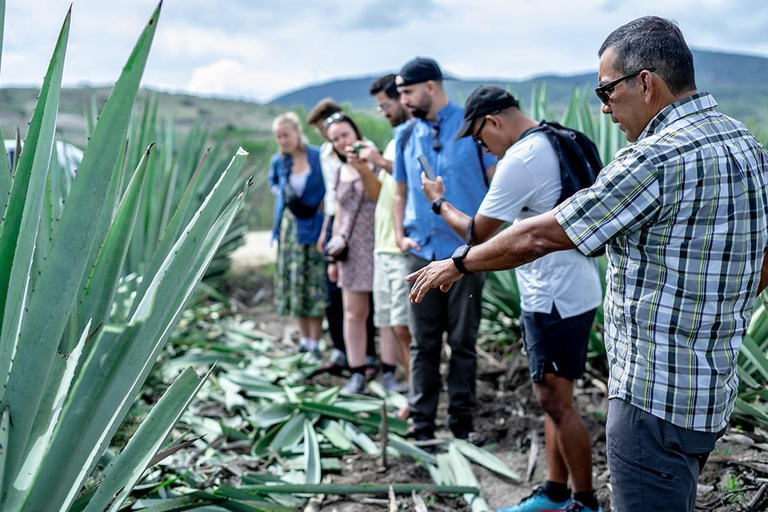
top-left (607, 398), bottom-right (721, 512)
top-left (325, 274), bottom-right (347, 356)
top-left (406, 254), bottom-right (485, 438)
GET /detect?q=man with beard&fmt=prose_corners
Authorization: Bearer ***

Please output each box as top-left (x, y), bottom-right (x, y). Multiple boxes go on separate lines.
top-left (393, 57), bottom-right (496, 442)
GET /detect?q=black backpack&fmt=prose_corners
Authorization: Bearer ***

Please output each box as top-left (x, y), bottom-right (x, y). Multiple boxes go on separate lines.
top-left (520, 121), bottom-right (605, 256)
top-left (519, 120), bottom-right (603, 206)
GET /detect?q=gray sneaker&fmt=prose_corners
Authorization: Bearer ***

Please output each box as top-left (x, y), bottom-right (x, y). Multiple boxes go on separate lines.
top-left (342, 373), bottom-right (366, 395)
top-left (380, 371), bottom-right (408, 393)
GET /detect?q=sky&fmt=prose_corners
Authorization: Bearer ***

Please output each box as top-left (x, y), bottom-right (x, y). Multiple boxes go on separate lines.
top-left (2, 0), bottom-right (768, 103)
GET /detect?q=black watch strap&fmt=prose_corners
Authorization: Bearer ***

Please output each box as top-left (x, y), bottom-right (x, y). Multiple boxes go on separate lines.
top-left (432, 197), bottom-right (446, 215)
top-left (451, 244), bottom-right (474, 275)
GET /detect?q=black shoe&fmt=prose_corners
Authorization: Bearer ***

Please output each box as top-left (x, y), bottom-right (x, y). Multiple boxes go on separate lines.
top-left (405, 427), bottom-right (435, 442)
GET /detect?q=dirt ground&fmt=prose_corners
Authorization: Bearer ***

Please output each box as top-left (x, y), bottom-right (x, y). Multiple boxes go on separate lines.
top-left (228, 235), bottom-right (768, 512)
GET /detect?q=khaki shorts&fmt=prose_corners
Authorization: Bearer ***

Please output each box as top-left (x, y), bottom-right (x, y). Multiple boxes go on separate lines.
top-left (373, 252), bottom-right (410, 328)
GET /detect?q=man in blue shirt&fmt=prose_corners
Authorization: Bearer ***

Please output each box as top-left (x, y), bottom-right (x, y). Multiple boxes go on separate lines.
top-left (393, 57), bottom-right (496, 441)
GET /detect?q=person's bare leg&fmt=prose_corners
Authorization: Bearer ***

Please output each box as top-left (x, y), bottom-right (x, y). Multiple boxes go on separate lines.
top-left (296, 317), bottom-right (311, 339)
top-left (342, 290), bottom-right (370, 368)
top-left (533, 374), bottom-right (594, 492)
top-left (392, 324), bottom-right (412, 384)
top-left (307, 316), bottom-right (323, 342)
top-left (544, 413), bottom-right (569, 484)
top-left (379, 327), bottom-right (399, 367)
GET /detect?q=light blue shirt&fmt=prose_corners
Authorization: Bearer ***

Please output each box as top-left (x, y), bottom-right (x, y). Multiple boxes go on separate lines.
top-left (393, 101), bottom-right (496, 260)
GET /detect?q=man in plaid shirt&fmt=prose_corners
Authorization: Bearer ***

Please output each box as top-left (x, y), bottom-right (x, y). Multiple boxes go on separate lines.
top-left (407, 16), bottom-right (768, 512)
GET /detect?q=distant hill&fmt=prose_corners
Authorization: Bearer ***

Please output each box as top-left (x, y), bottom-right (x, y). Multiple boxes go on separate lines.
top-left (270, 49), bottom-right (768, 128)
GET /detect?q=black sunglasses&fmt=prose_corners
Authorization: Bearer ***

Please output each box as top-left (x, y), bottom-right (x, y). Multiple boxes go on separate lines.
top-left (472, 111), bottom-right (499, 149)
top-left (594, 67), bottom-right (656, 105)
top-left (323, 111), bottom-right (347, 128)
top-left (430, 125), bottom-right (441, 152)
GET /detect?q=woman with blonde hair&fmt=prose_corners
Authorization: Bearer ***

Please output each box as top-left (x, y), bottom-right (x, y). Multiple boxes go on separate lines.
top-left (269, 112), bottom-right (327, 359)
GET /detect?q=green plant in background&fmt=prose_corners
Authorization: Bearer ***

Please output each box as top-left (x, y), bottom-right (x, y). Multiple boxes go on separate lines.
top-left (0, 3), bottom-right (249, 510)
top-left (85, 94), bottom-right (249, 281)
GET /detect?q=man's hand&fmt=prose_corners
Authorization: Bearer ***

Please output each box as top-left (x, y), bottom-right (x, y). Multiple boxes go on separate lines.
top-left (420, 172), bottom-right (445, 203)
top-left (397, 235), bottom-right (421, 253)
top-left (406, 259), bottom-right (463, 303)
top-left (327, 262), bottom-right (338, 283)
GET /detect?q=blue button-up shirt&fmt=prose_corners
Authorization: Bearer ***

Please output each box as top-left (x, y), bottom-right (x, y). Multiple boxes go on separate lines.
top-left (394, 101), bottom-right (496, 260)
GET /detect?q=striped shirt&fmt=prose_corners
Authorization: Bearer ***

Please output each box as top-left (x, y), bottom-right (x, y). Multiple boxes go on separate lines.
top-left (554, 93), bottom-right (768, 431)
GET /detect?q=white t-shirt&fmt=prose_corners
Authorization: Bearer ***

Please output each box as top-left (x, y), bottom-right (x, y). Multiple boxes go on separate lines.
top-left (289, 170), bottom-right (309, 197)
top-left (478, 131), bottom-right (603, 318)
top-left (320, 141), bottom-right (340, 216)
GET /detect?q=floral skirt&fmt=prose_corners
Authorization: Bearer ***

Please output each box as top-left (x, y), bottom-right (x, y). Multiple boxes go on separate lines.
top-left (275, 213), bottom-right (327, 318)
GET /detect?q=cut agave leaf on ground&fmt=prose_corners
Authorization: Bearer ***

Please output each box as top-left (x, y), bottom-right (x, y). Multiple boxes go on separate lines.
top-left (367, 381), bottom-right (408, 410)
top-left (437, 445), bottom-right (491, 512)
top-left (303, 420), bottom-right (321, 485)
top-left (454, 439), bottom-right (521, 482)
top-left (388, 434), bottom-right (437, 466)
top-left (250, 404), bottom-right (296, 429)
top-left (318, 420), bottom-right (354, 451)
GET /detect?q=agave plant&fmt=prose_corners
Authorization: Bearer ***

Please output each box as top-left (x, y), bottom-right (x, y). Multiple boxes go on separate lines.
top-left (0, 3), bottom-right (250, 510)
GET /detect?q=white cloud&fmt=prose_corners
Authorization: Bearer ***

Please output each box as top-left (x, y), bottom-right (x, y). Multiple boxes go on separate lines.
top-left (1, 0), bottom-right (767, 100)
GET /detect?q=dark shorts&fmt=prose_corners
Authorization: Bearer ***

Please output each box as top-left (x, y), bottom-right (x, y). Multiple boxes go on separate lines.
top-left (520, 305), bottom-right (596, 382)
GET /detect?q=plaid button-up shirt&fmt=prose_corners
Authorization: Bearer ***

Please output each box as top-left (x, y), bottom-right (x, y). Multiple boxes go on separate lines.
top-left (555, 93), bottom-right (768, 431)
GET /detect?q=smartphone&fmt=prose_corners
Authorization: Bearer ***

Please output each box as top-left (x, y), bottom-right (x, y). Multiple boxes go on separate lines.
top-left (353, 142), bottom-right (363, 156)
top-left (417, 155), bottom-right (436, 181)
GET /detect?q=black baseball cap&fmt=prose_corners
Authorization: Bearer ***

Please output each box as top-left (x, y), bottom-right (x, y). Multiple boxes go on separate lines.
top-left (455, 85), bottom-right (520, 140)
top-left (397, 57), bottom-right (443, 87)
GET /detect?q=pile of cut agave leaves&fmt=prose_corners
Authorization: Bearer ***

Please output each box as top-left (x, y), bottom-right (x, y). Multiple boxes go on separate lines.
top-left (120, 301), bottom-right (522, 512)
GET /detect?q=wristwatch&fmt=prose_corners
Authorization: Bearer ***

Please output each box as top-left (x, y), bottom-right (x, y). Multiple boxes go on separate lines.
top-left (432, 197), bottom-right (446, 215)
top-left (451, 244), bottom-right (473, 275)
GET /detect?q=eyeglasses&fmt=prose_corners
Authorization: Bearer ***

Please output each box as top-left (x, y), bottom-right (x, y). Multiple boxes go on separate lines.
top-left (376, 101), bottom-right (393, 113)
top-left (472, 117), bottom-right (489, 148)
top-left (430, 125), bottom-right (441, 153)
top-left (594, 67), bottom-right (656, 105)
top-left (471, 111), bottom-right (498, 149)
top-left (323, 111), bottom-right (346, 128)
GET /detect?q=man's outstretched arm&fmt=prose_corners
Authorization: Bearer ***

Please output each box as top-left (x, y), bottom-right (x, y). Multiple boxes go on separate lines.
top-left (407, 211), bottom-right (576, 302)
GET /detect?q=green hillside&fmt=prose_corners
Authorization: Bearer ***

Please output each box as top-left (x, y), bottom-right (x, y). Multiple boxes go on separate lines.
top-left (1, 48), bottom-right (766, 231)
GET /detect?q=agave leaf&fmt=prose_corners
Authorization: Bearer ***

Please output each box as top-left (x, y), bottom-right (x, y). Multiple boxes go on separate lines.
top-left (739, 333), bottom-right (768, 383)
top-left (131, 147), bottom-right (244, 312)
top-left (454, 439), bottom-right (521, 482)
top-left (78, 143), bottom-right (153, 336)
top-left (318, 420), bottom-right (354, 451)
top-left (303, 420), bottom-right (321, 484)
top-left (439, 445), bottom-right (491, 512)
top-left (0, 8), bottom-right (69, 407)
top-left (270, 413), bottom-right (306, 453)
top-left (250, 404), bottom-right (295, 429)
top-left (6, 319), bottom-right (88, 510)
top-left (342, 421), bottom-right (379, 455)
top-left (388, 434), bottom-right (437, 466)
top-left (82, 367), bottom-right (210, 512)
top-left (26, 172), bottom-right (245, 508)
top-left (2, 6), bottom-right (159, 495)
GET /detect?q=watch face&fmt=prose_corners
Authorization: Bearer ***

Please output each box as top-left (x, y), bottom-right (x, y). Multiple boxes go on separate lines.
top-left (452, 244), bottom-right (470, 259)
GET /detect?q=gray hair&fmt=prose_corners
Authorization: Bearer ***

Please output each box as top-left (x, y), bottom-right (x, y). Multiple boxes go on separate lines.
top-left (598, 16), bottom-right (696, 95)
